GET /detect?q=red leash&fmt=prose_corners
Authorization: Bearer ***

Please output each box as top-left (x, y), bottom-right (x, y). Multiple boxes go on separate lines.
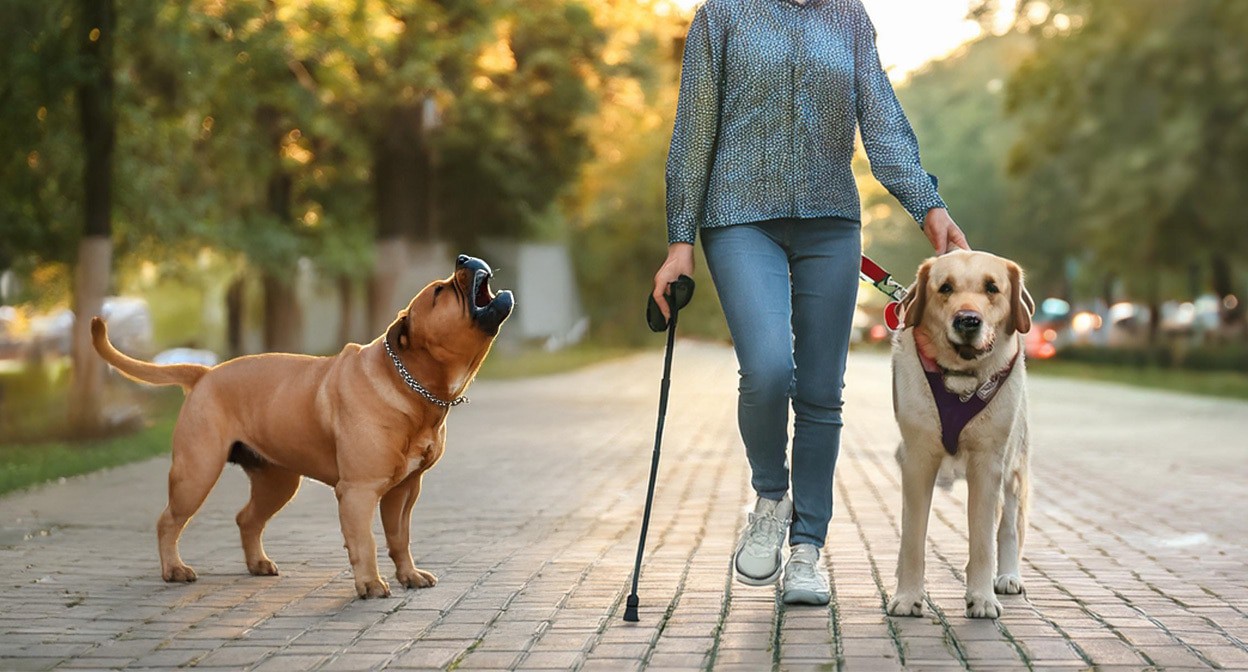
top-left (860, 255), bottom-right (907, 330)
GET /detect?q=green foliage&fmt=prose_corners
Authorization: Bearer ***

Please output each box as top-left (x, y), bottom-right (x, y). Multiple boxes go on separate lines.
top-left (1029, 357), bottom-right (1248, 401)
top-left (1006, 0), bottom-right (1248, 302)
top-left (861, 34), bottom-right (1041, 290)
top-left (0, 411), bottom-right (176, 496)
top-left (437, 0), bottom-right (607, 247)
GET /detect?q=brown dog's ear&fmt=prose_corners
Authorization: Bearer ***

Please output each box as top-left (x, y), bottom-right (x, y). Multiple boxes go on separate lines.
top-left (901, 260), bottom-right (932, 329)
top-left (1007, 262), bottom-right (1035, 335)
top-left (385, 312), bottom-right (410, 350)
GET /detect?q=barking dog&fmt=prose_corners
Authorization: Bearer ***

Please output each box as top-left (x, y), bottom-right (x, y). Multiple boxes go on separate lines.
top-left (91, 255), bottom-right (513, 598)
top-left (887, 250), bottom-right (1034, 619)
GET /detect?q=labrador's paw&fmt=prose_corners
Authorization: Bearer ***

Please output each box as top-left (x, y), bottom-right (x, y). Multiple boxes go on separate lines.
top-left (355, 576), bottom-right (392, 599)
top-left (994, 573), bottom-right (1024, 595)
top-left (887, 590), bottom-right (926, 617)
top-left (966, 591), bottom-right (1003, 618)
top-left (397, 566), bottom-right (437, 589)
top-left (162, 563), bottom-right (198, 583)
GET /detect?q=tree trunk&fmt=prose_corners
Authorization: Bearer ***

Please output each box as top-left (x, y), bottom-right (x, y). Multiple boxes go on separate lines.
top-left (69, 237), bottom-right (113, 435)
top-left (338, 275), bottom-right (356, 346)
top-left (262, 273), bottom-right (302, 353)
top-left (367, 237), bottom-right (407, 334)
top-left (225, 276), bottom-right (245, 358)
top-left (69, 0), bottom-right (115, 436)
top-left (1211, 254), bottom-right (1242, 327)
top-left (368, 103), bottom-right (432, 333)
top-left (258, 139), bottom-right (303, 353)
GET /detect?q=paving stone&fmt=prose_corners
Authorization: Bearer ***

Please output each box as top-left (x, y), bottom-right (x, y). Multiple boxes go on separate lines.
top-left (0, 345), bottom-right (1244, 672)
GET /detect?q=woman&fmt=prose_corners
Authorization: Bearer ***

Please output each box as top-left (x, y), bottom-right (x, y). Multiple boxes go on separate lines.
top-left (651, 0), bottom-right (969, 606)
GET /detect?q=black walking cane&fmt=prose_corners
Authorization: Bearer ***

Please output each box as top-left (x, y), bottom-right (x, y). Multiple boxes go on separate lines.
top-left (623, 275), bottom-right (695, 623)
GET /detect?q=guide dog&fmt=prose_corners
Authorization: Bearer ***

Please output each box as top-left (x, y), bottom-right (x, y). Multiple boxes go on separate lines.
top-left (887, 250), bottom-right (1034, 619)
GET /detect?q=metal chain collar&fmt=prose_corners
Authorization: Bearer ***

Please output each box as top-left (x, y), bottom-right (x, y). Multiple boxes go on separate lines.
top-left (383, 338), bottom-right (469, 408)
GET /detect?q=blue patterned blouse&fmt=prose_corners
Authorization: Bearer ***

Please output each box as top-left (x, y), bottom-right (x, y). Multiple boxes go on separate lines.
top-left (666, 0), bottom-right (946, 245)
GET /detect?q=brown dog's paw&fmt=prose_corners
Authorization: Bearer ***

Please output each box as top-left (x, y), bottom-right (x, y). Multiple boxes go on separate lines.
top-left (397, 567), bottom-right (437, 589)
top-left (355, 577), bottom-right (391, 599)
top-left (248, 558), bottom-right (279, 576)
top-left (163, 564), bottom-right (198, 583)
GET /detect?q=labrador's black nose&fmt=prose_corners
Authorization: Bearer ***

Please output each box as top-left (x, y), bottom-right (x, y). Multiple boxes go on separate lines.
top-left (953, 311), bottom-right (982, 334)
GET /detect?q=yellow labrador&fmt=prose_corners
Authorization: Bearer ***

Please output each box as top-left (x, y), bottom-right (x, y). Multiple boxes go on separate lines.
top-left (887, 250), bottom-right (1034, 619)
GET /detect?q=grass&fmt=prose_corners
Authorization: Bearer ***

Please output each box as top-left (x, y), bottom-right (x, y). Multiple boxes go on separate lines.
top-left (1027, 358), bottom-right (1248, 401)
top-left (0, 413), bottom-right (176, 497)
top-left (476, 343), bottom-right (647, 380)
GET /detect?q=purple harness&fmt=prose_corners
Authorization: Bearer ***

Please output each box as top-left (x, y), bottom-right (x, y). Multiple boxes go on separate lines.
top-left (919, 348), bottom-right (1019, 456)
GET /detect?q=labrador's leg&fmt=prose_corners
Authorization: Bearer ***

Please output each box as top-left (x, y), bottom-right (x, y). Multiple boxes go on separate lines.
top-left (965, 452), bottom-right (1005, 618)
top-left (887, 445), bottom-right (942, 617)
top-left (336, 480), bottom-right (390, 598)
top-left (380, 475), bottom-right (437, 589)
top-left (236, 465), bottom-right (301, 576)
top-left (994, 465), bottom-right (1026, 595)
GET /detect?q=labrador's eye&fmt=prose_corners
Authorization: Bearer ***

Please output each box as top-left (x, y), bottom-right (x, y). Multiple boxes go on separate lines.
top-left (986, 281), bottom-right (1000, 294)
top-left (434, 286), bottom-right (444, 296)
top-left (938, 282), bottom-right (953, 295)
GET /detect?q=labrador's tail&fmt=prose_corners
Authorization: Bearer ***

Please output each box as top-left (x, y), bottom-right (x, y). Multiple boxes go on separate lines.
top-left (90, 317), bottom-right (208, 391)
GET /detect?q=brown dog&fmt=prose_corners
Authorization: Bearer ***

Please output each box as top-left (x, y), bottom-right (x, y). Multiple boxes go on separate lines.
top-left (91, 255), bottom-right (513, 598)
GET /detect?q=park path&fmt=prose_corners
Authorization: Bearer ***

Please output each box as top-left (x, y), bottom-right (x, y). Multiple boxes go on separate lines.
top-left (1, 342), bottom-right (1246, 671)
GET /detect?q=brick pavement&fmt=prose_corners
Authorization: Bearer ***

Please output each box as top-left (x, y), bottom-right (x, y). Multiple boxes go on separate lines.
top-left (0, 342), bottom-right (1245, 671)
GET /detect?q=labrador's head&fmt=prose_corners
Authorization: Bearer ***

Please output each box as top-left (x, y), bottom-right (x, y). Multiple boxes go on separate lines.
top-left (900, 250), bottom-right (1033, 362)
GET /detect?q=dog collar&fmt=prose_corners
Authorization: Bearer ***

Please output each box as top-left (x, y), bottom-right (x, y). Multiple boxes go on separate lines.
top-left (384, 339), bottom-right (468, 408)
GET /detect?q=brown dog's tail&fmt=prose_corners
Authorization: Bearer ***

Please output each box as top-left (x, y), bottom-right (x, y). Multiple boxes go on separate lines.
top-left (90, 317), bottom-right (208, 391)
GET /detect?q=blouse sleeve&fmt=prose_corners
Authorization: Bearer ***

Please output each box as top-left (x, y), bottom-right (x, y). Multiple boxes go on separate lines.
top-left (665, 4), bottom-right (722, 245)
top-left (852, 3), bottom-right (946, 226)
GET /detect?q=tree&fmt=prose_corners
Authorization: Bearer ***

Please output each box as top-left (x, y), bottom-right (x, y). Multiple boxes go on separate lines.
top-left (1005, 0), bottom-right (1248, 331)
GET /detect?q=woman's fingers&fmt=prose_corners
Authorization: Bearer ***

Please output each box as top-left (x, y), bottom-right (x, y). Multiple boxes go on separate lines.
top-left (652, 280), bottom-right (671, 320)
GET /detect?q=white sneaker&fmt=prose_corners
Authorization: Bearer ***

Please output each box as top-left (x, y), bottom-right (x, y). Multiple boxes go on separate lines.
top-left (782, 543), bottom-right (830, 605)
top-left (734, 495), bottom-right (792, 585)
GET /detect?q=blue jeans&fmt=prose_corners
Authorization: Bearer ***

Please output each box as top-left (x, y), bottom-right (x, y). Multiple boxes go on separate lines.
top-left (701, 217), bottom-right (861, 547)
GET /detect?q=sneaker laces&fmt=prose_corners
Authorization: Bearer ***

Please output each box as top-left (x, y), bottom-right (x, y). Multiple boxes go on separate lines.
top-left (742, 511), bottom-right (787, 558)
top-left (787, 548), bottom-right (822, 585)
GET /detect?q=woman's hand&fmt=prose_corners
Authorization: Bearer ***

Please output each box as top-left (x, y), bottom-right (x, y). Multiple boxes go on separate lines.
top-left (652, 243), bottom-right (696, 321)
top-left (923, 208), bottom-right (971, 254)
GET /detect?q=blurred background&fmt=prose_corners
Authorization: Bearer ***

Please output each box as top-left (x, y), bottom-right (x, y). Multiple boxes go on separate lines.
top-left (0, 0), bottom-right (1245, 479)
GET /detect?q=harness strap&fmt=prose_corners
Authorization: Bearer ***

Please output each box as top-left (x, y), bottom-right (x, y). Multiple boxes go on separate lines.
top-left (918, 347), bottom-right (1019, 455)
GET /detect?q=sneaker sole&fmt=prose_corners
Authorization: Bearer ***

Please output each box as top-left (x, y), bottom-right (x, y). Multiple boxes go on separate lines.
top-left (782, 588), bottom-right (830, 605)
top-left (734, 560), bottom-right (783, 586)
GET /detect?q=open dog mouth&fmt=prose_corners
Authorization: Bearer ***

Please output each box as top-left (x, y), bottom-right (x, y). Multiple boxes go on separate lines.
top-left (455, 255), bottom-right (514, 335)
top-left (471, 270), bottom-right (495, 309)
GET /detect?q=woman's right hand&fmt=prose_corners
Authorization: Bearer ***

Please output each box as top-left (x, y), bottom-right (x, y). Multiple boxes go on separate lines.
top-left (652, 243), bottom-right (696, 321)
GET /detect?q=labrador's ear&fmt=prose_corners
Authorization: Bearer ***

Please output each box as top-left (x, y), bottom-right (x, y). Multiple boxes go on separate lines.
top-left (1007, 262), bottom-right (1035, 335)
top-left (901, 259), bottom-right (932, 330)
top-left (386, 312), bottom-right (410, 350)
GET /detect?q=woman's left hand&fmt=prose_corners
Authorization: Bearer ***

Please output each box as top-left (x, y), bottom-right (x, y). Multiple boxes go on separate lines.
top-left (923, 208), bottom-right (970, 254)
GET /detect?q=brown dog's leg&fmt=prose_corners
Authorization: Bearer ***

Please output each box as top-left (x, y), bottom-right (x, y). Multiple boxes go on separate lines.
top-left (236, 465), bottom-right (301, 576)
top-left (336, 481), bottom-right (390, 598)
top-left (380, 475), bottom-right (436, 589)
top-left (158, 420), bottom-right (229, 583)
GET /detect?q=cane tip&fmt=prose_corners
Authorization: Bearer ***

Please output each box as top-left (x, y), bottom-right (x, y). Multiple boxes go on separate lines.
top-left (623, 594), bottom-right (640, 622)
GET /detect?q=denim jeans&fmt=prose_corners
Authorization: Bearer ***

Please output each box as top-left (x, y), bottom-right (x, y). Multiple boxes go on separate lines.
top-left (701, 216), bottom-right (861, 547)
